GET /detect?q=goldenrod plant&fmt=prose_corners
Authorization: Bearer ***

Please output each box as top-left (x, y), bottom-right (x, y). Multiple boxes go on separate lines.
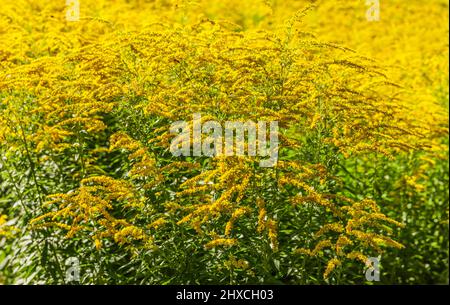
top-left (0, 0), bottom-right (448, 284)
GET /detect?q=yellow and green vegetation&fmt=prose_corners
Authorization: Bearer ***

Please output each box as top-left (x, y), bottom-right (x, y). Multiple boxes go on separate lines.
top-left (0, 0), bottom-right (448, 284)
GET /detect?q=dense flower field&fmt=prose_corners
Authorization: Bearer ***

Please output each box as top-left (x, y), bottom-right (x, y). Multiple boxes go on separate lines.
top-left (0, 0), bottom-right (448, 284)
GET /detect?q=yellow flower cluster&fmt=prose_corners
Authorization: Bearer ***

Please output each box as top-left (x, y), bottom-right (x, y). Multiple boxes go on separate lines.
top-left (225, 207), bottom-right (251, 236)
top-left (0, 215), bottom-right (15, 238)
top-left (323, 258), bottom-right (341, 280)
top-left (30, 176), bottom-right (151, 248)
top-left (204, 238), bottom-right (237, 250)
top-left (224, 255), bottom-right (250, 270)
top-left (295, 197), bottom-right (405, 278)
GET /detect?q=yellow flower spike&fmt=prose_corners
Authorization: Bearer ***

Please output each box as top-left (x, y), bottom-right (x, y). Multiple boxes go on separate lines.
top-left (0, 215), bottom-right (16, 238)
top-left (224, 207), bottom-right (251, 236)
top-left (148, 217), bottom-right (167, 230)
top-left (323, 258), bottom-right (341, 280)
top-left (94, 239), bottom-right (103, 250)
top-left (204, 238), bottom-right (237, 250)
top-left (266, 219), bottom-right (279, 252)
